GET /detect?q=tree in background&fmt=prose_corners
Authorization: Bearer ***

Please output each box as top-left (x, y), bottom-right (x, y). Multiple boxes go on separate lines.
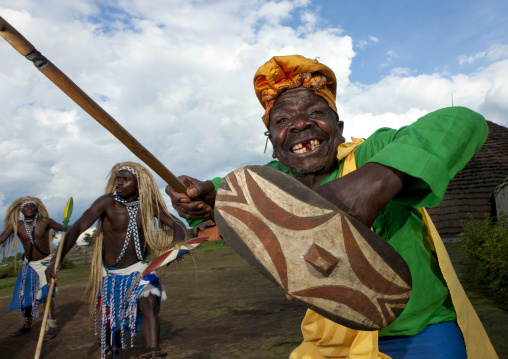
top-left (460, 212), bottom-right (508, 309)
top-left (81, 229), bottom-right (96, 246)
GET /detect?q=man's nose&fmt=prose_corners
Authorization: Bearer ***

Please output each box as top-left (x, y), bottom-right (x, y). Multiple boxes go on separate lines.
top-left (290, 114), bottom-right (315, 132)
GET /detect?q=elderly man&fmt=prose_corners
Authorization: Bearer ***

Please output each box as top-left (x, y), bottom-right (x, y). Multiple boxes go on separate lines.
top-left (47, 162), bottom-right (186, 359)
top-left (166, 55), bottom-right (497, 358)
top-left (0, 196), bottom-right (63, 341)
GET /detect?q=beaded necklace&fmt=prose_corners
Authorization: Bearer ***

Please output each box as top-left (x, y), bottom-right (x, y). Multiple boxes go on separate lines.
top-left (22, 207), bottom-right (49, 260)
top-left (110, 193), bottom-right (144, 266)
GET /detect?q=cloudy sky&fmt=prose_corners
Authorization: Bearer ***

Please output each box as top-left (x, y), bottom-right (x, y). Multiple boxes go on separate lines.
top-left (1, 0), bottom-right (507, 234)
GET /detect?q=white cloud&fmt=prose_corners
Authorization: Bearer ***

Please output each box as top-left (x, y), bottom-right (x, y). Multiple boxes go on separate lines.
top-left (299, 10), bottom-right (318, 32)
top-left (379, 50), bottom-right (398, 68)
top-left (458, 50), bottom-right (487, 65)
top-left (339, 61), bottom-right (508, 140)
top-left (386, 50), bottom-right (397, 59)
top-left (458, 43), bottom-right (508, 65)
top-left (387, 67), bottom-right (413, 77)
top-left (355, 35), bottom-right (378, 49)
top-left (369, 35), bottom-right (379, 43)
top-left (485, 44), bottom-right (508, 62)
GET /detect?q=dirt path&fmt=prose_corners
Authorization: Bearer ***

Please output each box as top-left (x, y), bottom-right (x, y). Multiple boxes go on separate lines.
top-left (1, 243), bottom-right (507, 358)
top-left (0, 246), bottom-right (306, 359)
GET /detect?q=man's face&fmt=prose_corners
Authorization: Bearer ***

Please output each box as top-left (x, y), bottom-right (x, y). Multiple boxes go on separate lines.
top-left (268, 88), bottom-right (345, 177)
top-left (21, 203), bottom-right (37, 219)
top-left (115, 170), bottom-right (139, 200)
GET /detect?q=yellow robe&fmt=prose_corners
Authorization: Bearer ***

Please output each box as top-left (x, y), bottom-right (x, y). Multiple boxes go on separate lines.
top-left (289, 139), bottom-right (498, 359)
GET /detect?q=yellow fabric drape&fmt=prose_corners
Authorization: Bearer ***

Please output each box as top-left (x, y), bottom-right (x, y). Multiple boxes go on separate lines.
top-left (289, 309), bottom-right (391, 359)
top-left (419, 208), bottom-right (498, 359)
top-left (337, 137), bottom-right (365, 178)
top-left (290, 140), bottom-right (498, 359)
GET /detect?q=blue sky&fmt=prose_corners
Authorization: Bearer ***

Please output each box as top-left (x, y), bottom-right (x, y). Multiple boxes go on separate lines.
top-left (313, 0), bottom-right (508, 84)
top-left (0, 0), bottom-right (507, 247)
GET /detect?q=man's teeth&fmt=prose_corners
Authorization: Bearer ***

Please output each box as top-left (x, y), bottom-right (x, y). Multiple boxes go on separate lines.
top-left (292, 140), bottom-right (321, 153)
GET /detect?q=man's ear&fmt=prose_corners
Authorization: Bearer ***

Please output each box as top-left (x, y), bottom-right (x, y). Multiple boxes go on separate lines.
top-left (338, 120), bottom-right (344, 134)
top-left (336, 116), bottom-right (346, 143)
top-left (263, 130), bottom-right (275, 158)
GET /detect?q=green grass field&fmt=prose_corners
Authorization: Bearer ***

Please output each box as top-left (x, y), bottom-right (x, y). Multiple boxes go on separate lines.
top-left (0, 262), bottom-right (91, 298)
top-left (0, 240), bottom-right (228, 298)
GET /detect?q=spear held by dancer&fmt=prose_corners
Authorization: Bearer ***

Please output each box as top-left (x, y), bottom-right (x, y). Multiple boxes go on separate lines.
top-left (34, 197), bottom-right (73, 359)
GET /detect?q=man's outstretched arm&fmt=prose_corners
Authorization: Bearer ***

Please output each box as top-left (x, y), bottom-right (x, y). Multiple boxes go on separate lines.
top-left (46, 195), bottom-right (110, 279)
top-left (0, 225), bottom-right (14, 246)
top-left (46, 218), bottom-right (64, 232)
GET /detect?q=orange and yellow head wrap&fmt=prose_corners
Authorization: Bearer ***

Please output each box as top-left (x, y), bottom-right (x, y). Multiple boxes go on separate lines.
top-left (254, 55), bottom-right (338, 128)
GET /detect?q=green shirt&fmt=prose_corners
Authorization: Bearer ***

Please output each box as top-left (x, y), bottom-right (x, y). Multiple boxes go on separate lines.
top-left (192, 106), bottom-right (488, 336)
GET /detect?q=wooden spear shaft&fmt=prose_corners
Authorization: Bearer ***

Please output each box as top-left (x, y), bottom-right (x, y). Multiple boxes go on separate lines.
top-left (34, 197), bottom-right (73, 359)
top-left (0, 17), bottom-right (213, 219)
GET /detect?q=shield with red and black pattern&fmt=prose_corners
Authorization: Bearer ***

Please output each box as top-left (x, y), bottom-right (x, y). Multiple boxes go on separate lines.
top-left (215, 165), bottom-right (412, 331)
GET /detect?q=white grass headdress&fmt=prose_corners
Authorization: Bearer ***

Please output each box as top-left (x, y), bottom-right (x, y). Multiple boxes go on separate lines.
top-left (1, 196), bottom-right (49, 271)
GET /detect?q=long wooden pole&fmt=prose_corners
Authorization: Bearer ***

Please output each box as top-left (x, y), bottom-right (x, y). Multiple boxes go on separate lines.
top-left (0, 17), bottom-right (213, 219)
top-left (34, 197), bottom-right (73, 359)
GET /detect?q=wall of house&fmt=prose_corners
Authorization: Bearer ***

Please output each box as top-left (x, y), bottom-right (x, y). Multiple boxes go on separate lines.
top-left (494, 182), bottom-right (508, 216)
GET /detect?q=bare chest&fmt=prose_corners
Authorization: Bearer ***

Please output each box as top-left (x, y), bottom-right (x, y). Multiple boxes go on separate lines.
top-left (101, 204), bottom-right (146, 266)
top-left (16, 220), bottom-right (51, 258)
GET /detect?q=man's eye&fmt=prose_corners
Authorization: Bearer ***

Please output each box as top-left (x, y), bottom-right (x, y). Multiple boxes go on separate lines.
top-left (277, 117), bottom-right (288, 124)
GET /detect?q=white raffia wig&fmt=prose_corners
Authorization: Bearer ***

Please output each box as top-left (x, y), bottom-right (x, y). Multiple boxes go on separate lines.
top-left (1, 196), bottom-right (49, 265)
top-left (86, 161), bottom-right (184, 316)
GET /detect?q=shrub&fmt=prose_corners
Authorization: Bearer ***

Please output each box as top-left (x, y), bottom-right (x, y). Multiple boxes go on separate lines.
top-left (60, 258), bottom-right (75, 270)
top-left (459, 212), bottom-right (508, 308)
top-left (0, 254), bottom-right (25, 278)
top-left (0, 262), bottom-right (17, 279)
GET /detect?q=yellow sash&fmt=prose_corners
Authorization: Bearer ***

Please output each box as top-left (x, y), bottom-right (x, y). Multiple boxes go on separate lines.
top-left (419, 208), bottom-right (498, 359)
top-left (289, 140), bottom-right (498, 359)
